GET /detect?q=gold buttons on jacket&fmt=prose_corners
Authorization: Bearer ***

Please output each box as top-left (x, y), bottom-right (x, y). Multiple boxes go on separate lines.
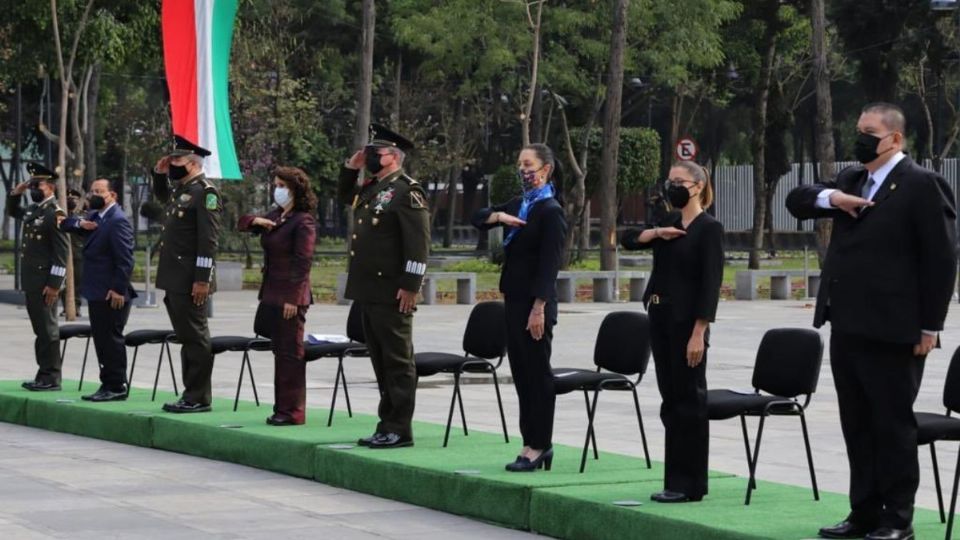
top-left (352, 234), bottom-right (357, 240)
top-left (358, 218), bottom-right (363, 225)
top-left (350, 250), bottom-right (355, 256)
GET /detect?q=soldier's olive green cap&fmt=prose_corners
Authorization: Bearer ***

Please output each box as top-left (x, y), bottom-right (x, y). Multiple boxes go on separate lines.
top-left (367, 123), bottom-right (415, 152)
top-left (26, 162), bottom-right (58, 184)
top-left (168, 134), bottom-right (211, 157)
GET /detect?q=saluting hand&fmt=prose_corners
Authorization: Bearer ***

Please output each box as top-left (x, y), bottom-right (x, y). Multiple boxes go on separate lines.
top-left (829, 191), bottom-right (874, 218)
top-left (12, 181), bottom-right (29, 196)
top-left (397, 288), bottom-right (418, 314)
top-left (191, 281), bottom-right (210, 306)
top-left (346, 150), bottom-right (365, 170)
top-left (154, 156), bottom-right (171, 175)
top-left (79, 219), bottom-right (98, 231)
top-left (495, 212), bottom-right (526, 228)
top-left (252, 217), bottom-right (276, 231)
top-left (654, 227), bottom-right (686, 241)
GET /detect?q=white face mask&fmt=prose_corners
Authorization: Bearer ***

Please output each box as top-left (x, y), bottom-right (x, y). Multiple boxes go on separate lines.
top-left (274, 186), bottom-right (292, 208)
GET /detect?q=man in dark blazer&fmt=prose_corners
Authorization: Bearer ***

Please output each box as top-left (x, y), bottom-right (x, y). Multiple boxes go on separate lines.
top-left (786, 103), bottom-right (957, 540)
top-left (61, 178), bottom-right (137, 401)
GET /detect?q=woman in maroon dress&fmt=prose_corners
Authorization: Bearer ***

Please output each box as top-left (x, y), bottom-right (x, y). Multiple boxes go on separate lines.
top-left (238, 167), bottom-right (317, 425)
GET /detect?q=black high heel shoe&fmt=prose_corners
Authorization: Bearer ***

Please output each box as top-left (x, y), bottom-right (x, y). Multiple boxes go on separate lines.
top-left (505, 448), bottom-right (554, 472)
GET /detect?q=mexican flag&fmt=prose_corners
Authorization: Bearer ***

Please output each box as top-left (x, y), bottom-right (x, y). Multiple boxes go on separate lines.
top-left (161, 0), bottom-right (242, 180)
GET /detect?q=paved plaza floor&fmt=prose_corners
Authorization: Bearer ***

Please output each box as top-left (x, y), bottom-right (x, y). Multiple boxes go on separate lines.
top-left (1, 276), bottom-right (958, 538)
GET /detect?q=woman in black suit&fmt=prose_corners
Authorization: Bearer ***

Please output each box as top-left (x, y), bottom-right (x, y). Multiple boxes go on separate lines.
top-left (621, 160), bottom-right (723, 502)
top-left (472, 143), bottom-right (567, 472)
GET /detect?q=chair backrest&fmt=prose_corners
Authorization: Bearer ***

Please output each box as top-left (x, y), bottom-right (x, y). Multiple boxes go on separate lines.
top-left (346, 302), bottom-right (365, 343)
top-left (752, 328), bottom-right (823, 398)
top-left (462, 301), bottom-right (507, 360)
top-left (944, 346), bottom-right (960, 413)
top-left (593, 311), bottom-right (651, 376)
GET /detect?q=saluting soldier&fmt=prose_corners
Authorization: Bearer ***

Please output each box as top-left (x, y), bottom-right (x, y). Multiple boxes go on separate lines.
top-left (150, 135), bottom-right (222, 413)
top-left (338, 124), bottom-right (431, 449)
top-left (6, 163), bottom-right (70, 391)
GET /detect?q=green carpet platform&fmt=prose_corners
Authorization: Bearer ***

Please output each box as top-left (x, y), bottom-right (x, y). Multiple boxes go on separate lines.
top-left (0, 380), bottom-right (947, 539)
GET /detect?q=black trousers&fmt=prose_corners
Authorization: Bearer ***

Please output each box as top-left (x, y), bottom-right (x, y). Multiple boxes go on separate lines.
top-left (88, 300), bottom-right (131, 391)
top-left (360, 302), bottom-right (417, 438)
top-left (649, 304), bottom-right (709, 498)
top-left (164, 293), bottom-right (214, 405)
top-left (505, 299), bottom-right (556, 450)
top-left (830, 330), bottom-right (925, 529)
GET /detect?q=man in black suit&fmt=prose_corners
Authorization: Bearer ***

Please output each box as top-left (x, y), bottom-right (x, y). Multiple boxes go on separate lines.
top-left (786, 102), bottom-right (957, 540)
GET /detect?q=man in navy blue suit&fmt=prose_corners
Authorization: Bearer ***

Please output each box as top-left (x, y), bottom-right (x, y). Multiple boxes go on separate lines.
top-left (61, 178), bottom-right (137, 401)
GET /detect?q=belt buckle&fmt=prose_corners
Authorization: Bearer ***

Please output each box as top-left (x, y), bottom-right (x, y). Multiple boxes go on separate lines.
top-left (650, 294), bottom-right (660, 305)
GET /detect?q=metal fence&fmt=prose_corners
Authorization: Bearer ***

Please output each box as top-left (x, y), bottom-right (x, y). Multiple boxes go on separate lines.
top-left (713, 158), bottom-right (960, 231)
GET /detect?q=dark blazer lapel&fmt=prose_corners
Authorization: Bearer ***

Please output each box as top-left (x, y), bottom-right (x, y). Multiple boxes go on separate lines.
top-left (858, 157), bottom-right (910, 219)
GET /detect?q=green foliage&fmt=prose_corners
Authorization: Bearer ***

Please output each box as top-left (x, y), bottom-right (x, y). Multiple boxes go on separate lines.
top-left (445, 259), bottom-right (501, 273)
top-left (490, 164), bottom-right (520, 205)
top-left (573, 127), bottom-right (661, 198)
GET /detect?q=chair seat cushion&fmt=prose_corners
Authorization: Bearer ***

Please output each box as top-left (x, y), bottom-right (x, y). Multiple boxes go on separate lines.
top-left (552, 368), bottom-right (632, 395)
top-left (707, 389), bottom-right (799, 420)
top-left (59, 324), bottom-right (92, 339)
top-left (124, 329), bottom-right (174, 347)
top-left (415, 352), bottom-right (493, 377)
top-left (916, 412), bottom-right (960, 445)
top-left (211, 336), bottom-right (271, 354)
top-left (303, 341), bottom-right (365, 361)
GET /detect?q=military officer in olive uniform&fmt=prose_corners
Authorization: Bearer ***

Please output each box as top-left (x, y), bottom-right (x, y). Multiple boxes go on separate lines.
top-left (6, 163), bottom-right (70, 391)
top-left (150, 135), bottom-right (222, 413)
top-left (338, 124), bottom-right (431, 449)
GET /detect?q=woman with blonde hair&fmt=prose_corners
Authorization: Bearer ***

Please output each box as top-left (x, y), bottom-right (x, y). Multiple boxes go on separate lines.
top-left (621, 160), bottom-right (724, 502)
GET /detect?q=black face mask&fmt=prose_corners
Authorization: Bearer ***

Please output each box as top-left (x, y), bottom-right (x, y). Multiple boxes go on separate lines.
top-left (854, 132), bottom-right (892, 164)
top-left (29, 187), bottom-right (45, 203)
top-left (67, 198), bottom-right (78, 212)
top-left (168, 164), bottom-right (189, 181)
top-left (666, 183), bottom-right (691, 209)
top-left (88, 195), bottom-right (106, 210)
top-left (365, 149), bottom-right (385, 175)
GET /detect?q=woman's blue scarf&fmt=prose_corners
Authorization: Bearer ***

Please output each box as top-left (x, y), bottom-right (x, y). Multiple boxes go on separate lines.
top-left (503, 182), bottom-right (555, 246)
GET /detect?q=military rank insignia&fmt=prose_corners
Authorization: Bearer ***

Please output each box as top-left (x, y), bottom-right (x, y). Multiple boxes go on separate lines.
top-left (410, 191), bottom-right (427, 209)
top-left (180, 193), bottom-right (193, 203)
top-left (205, 193), bottom-right (218, 210)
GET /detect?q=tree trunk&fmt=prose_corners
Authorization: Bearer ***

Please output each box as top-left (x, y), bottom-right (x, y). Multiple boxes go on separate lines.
top-left (443, 167), bottom-right (457, 248)
top-left (811, 0), bottom-right (835, 265)
top-left (347, 0), bottom-right (375, 249)
top-left (748, 21), bottom-right (777, 270)
top-left (83, 63), bottom-right (100, 189)
top-left (598, 0), bottom-right (629, 271)
top-left (520, 0), bottom-right (544, 147)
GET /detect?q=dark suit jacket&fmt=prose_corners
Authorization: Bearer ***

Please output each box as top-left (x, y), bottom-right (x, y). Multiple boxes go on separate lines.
top-left (785, 157), bottom-right (958, 344)
top-left (238, 208), bottom-right (316, 306)
top-left (620, 211), bottom-right (724, 323)
top-left (473, 196), bottom-right (567, 316)
top-left (61, 204), bottom-right (137, 301)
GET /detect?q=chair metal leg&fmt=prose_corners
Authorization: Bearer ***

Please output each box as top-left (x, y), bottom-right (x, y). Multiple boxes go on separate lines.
top-left (443, 374), bottom-right (460, 447)
top-left (164, 341), bottom-right (179, 395)
top-left (246, 350), bottom-right (259, 406)
top-left (127, 346), bottom-right (139, 393)
top-left (946, 447), bottom-right (959, 540)
top-left (745, 415), bottom-right (768, 506)
top-left (632, 388), bottom-right (651, 469)
top-left (456, 376), bottom-right (468, 436)
top-left (739, 415), bottom-right (756, 490)
top-left (799, 411), bottom-right (820, 501)
top-left (932, 443), bottom-right (947, 523)
top-left (77, 337), bottom-right (91, 391)
top-left (491, 369), bottom-right (509, 443)
top-left (151, 344), bottom-right (164, 401)
top-left (580, 389), bottom-right (601, 473)
top-left (327, 360), bottom-right (343, 427)
top-left (60, 340), bottom-right (72, 389)
top-left (340, 359), bottom-right (353, 417)
top-left (582, 390), bottom-right (599, 459)
top-left (233, 353), bottom-right (244, 412)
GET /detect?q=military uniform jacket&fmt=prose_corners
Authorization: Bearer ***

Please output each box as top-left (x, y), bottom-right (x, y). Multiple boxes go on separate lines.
top-left (337, 166), bottom-right (430, 303)
top-left (152, 172), bottom-right (222, 293)
top-left (7, 195), bottom-right (69, 291)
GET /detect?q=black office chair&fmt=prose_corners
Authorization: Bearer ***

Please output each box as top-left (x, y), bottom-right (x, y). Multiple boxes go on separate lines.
top-left (916, 345), bottom-right (960, 540)
top-left (552, 311), bottom-right (652, 473)
top-left (414, 301), bottom-right (509, 447)
top-left (303, 302), bottom-right (368, 426)
top-left (124, 329), bottom-right (179, 400)
top-left (59, 324), bottom-right (92, 390)
top-left (707, 328), bottom-right (823, 505)
top-left (209, 336), bottom-right (272, 411)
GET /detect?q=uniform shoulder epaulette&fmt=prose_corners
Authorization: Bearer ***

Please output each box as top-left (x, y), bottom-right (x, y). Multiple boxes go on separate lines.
top-left (401, 174), bottom-right (419, 186)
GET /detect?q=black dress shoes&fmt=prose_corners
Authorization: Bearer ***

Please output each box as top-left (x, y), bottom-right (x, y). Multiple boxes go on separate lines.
top-left (81, 387), bottom-right (128, 402)
top-left (162, 399), bottom-right (211, 413)
top-left (266, 415), bottom-right (301, 426)
top-left (367, 432), bottom-right (414, 449)
top-left (650, 490), bottom-right (702, 503)
top-left (357, 433), bottom-right (384, 447)
top-left (505, 449), bottom-right (554, 472)
top-left (22, 380), bottom-right (61, 392)
top-left (818, 520), bottom-right (875, 539)
top-left (865, 527), bottom-right (914, 540)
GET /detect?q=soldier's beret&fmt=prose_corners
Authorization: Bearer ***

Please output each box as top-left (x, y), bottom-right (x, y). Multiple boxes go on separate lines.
top-left (367, 123), bottom-right (415, 152)
top-left (169, 135), bottom-right (211, 158)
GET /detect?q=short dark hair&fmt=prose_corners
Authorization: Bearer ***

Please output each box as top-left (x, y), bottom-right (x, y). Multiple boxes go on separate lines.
top-left (862, 102), bottom-right (906, 132)
top-left (273, 166), bottom-right (318, 213)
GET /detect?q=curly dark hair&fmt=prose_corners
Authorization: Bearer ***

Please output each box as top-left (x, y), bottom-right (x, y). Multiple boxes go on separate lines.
top-left (273, 166), bottom-right (318, 213)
